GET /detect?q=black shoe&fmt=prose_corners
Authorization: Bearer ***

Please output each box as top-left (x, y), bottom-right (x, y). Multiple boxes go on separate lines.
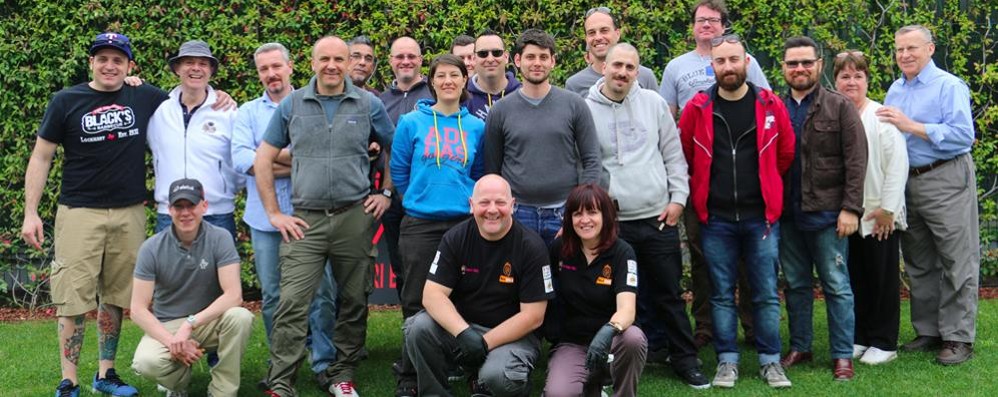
top-left (469, 378), bottom-right (493, 396)
top-left (902, 335), bottom-right (942, 352)
top-left (256, 378), bottom-right (270, 391)
top-left (679, 367), bottom-right (711, 390)
top-left (395, 376), bottom-right (417, 397)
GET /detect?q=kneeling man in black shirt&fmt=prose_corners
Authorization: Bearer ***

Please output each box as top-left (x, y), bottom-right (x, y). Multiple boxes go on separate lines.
top-left (405, 174), bottom-right (554, 396)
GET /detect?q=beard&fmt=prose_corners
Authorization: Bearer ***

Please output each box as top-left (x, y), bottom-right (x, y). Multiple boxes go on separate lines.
top-left (717, 69), bottom-right (747, 92)
top-left (522, 68), bottom-right (551, 85)
top-left (787, 74), bottom-right (818, 92)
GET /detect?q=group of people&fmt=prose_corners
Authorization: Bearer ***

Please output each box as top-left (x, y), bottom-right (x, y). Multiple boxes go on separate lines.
top-left (22, 0), bottom-right (979, 396)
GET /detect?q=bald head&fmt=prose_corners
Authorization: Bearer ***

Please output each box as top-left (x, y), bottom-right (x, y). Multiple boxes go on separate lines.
top-left (313, 36), bottom-right (347, 58)
top-left (470, 174), bottom-right (514, 241)
top-left (473, 174), bottom-right (512, 199)
top-left (389, 36), bottom-right (424, 85)
top-left (605, 43), bottom-right (639, 64)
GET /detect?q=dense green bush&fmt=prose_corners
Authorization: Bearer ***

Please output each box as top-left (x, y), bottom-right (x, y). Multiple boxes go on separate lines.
top-left (1, 0), bottom-right (995, 305)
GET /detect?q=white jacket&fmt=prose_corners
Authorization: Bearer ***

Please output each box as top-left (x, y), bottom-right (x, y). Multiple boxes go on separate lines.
top-left (148, 86), bottom-right (241, 215)
top-left (586, 78), bottom-right (689, 221)
top-left (858, 100), bottom-right (908, 236)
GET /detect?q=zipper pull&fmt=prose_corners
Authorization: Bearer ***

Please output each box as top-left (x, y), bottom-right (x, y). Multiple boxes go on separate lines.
top-left (762, 221), bottom-right (772, 240)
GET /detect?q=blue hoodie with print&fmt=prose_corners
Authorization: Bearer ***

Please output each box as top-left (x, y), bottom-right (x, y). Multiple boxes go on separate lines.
top-left (391, 98), bottom-right (487, 220)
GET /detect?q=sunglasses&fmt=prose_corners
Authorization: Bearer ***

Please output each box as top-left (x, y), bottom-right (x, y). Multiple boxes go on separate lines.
top-left (836, 50), bottom-right (864, 58)
top-left (585, 6), bottom-right (612, 18)
top-left (476, 49), bottom-right (505, 58)
top-left (783, 59), bottom-right (818, 68)
top-left (710, 34), bottom-right (741, 47)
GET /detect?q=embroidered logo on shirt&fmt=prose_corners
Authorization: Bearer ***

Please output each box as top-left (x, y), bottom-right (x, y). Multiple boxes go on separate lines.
top-left (429, 251), bottom-right (440, 274)
top-left (202, 121), bottom-right (217, 135)
top-left (626, 260), bottom-right (638, 287)
top-left (199, 258), bottom-right (209, 270)
top-left (595, 264), bottom-right (613, 286)
top-left (498, 262), bottom-right (515, 284)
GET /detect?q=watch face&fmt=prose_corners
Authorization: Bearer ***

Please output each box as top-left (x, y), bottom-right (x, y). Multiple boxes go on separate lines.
top-left (382, 189), bottom-right (392, 198)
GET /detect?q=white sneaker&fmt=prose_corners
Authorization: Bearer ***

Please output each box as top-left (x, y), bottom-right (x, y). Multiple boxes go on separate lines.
top-left (331, 381), bottom-right (359, 397)
top-left (860, 347), bottom-right (898, 365)
top-left (712, 362), bottom-right (738, 388)
top-left (852, 344), bottom-right (869, 359)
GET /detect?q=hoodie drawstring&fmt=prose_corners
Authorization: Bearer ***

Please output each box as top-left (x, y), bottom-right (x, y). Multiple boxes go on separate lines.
top-left (431, 109), bottom-right (468, 168)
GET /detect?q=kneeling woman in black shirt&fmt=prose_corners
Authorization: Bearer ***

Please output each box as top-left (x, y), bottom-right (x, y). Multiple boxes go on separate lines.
top-left (544, 183), bottom-right (647, 397)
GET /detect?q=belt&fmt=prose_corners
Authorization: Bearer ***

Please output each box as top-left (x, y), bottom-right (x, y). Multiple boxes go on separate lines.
top-left (909, 157), bottom-right (955, 177)
top-left (304, 199), bottom-right (363, 216)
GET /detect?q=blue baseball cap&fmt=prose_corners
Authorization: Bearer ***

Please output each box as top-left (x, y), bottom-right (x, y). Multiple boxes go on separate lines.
top-left (89, 32), bottom-right (133, 60)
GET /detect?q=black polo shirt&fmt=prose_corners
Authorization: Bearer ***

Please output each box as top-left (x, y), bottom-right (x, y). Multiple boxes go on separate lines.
top-left (549, 238), bottom-right (638, 345)
top-left (427, 218), bottom-right (554, 328)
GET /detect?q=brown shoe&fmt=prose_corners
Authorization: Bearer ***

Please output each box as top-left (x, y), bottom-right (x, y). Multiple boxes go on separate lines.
top-left (832, 358), bottom-right (854, 381)
top-left (901, 335), bottom-right (942, 352)
top-left (780, 350), bottom-right (813, 368)
top-left (936, 341), bottom-right (974, 365)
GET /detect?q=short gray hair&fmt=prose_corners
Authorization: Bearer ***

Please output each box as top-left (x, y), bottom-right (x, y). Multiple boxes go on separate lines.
top-left (254, 42), bottom-right (290, 62)
top-left (896, 24), bottom-right (934, 43)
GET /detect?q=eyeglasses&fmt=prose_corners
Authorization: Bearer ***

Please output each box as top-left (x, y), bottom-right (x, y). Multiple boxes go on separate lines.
top-left (783, 59), bottom-right (818, 69)
top-left (835, 50), bottom-right (864, 58)
top-left (476, 49), bottom-right (505, 58)
top-left (350, 53), bottom-right (375, 63)
top-left (710, 34), bottom-right (741, 47)
top-left (391, 53), bottom-right (419, 61)
top-left (695, 17), bottom-right (723, 25)
top-left (585, 6), bottom-right (612, 18)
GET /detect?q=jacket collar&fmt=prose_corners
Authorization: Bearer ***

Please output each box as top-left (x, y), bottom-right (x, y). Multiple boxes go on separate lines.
top-left (302, 76), bottom-right (362, 102)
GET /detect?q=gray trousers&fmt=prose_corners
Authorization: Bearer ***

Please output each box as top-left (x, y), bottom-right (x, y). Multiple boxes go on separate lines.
top-left (405, 310), bottom-right (539, 397)
top-left (543, 326), bottom-right (647, 397)
top-left (902, 153), bottom-right (979, 343)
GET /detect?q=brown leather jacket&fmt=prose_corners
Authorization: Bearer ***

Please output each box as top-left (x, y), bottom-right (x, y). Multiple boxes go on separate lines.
top-left (788, 85), bottom-right (867, 215)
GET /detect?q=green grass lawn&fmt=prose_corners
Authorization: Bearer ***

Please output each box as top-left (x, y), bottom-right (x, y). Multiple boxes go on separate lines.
top-left (1, 300), bottom-right (995, 396)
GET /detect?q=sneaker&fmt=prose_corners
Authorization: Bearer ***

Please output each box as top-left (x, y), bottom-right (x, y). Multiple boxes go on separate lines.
top-left (711, 362), bottom-right (738, 388)
top-left (760, 363), bottom-right (792, 388)
top-left (859, 347), bottom-right (897, 365)
top-left (936, 341), bottom-right (974, 365)
top-left (91, 368), bottom-right (138, 396)
top-left (332, 381), bottom-right (360, 397)
top-left (164, 390), bottom-right (189, 397)
top-left (395, 376), bottom-right (417, 397)
top-left (55, 379), bottom-right (79, 397)
top-left (262, 390), bottom-right (281, 397)
top-left (852, 344), bottom-right (869, 359)
top-left (447, 365), bottom-right (466, 382)
top-left (679, 367), bottom-right (711, 389)
top-left (469, 378), bottom-right (493, 396)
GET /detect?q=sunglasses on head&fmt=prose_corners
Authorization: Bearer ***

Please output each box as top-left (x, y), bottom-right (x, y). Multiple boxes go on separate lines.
top-left (476, 49), bottom-right (504, 58)
top-left (710, 34), bottom-right (741, 47)
top-left (836, 50), bottom-right (864, 58)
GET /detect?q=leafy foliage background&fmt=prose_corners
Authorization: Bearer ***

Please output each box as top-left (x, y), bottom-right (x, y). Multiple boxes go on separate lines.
top-left (1, 0), bottom-right (996, 304)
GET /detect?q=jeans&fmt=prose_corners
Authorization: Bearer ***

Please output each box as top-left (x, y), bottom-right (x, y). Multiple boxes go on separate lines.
top-left (156, 213), bottom-right (237, 241)
top-left (250, 228), bottom-right (339, 374)
top-left (780, 221), bottom-right (855, 360)
top-left (513, 204), bottom-right (564, 247)
top-left (699, 217), bottom-right (782, 365)
top-left (619, 219), bottom-right (698, 372)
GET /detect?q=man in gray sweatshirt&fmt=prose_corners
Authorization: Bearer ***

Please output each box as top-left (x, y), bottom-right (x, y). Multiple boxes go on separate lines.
top-left (585, 43), bottom-right (709, 389)
top-left (483, 29), bottom-right (602, 246)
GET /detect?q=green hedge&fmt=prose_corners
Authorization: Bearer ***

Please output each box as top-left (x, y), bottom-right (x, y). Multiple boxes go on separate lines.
top-left (1, 0), bottom-right (996, 303)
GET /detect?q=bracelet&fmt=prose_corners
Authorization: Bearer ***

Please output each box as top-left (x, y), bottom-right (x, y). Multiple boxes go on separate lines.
top-left (608, 321), bottom-right (623, 334)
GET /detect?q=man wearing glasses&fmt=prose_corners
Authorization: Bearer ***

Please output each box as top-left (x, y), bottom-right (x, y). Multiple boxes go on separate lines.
top-left (678, 33), bottom-right (795, 389)
top-left (381, 36), bottom-right (432, 123)
top-left (660, 0), bottom-right (769, 356)
top-left (466, 29), bottom-right (522, 120)
top-left (660, 0), bottom-right (769, 117)
top-left (778, 36), bottom-right (866, 381)
top-left (564, 7), bottom-right (658, 97)
top-left (348, 36), bottom-right (381, 95)
top-left (877, 25), bottom-right (978, 365)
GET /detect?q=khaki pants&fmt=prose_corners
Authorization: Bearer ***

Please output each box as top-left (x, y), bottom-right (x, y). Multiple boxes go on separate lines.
top-left (131, 307), bottom-right (254, 397)
top-left (50, 204), bottom-right (145, 316)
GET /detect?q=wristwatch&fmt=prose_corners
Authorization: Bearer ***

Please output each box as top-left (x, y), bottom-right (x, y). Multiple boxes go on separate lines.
top-left (186, 314), bottom-right (197, 328)
top-left (608, 321), bottom-right (624, 334)
top-left (376, 188), bottom-right (393, 198)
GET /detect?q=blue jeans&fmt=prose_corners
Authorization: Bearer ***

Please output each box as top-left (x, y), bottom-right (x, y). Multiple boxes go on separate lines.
top-left (700, 217), bottom-right (782, 366)
top-left (780, 221), bottom-right (855, 359)
top-left (251, 228), bottom-right (339, 373)
top-left (513, 204), bottom-right (564, 247)
top-left (156, 213), bottom-right (237, 240)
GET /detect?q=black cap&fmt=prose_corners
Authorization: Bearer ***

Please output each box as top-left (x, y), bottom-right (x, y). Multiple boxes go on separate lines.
top-left (168, 178), bottom-right (204, 205)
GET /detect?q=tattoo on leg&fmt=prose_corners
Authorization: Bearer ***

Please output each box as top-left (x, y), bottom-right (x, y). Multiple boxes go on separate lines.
top-left (61, 316), bottom-right (86, 366)
top-left (98, 304), bottom-right (123, 362)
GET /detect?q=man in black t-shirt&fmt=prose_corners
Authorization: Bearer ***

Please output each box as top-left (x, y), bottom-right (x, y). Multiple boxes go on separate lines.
top-left (21, 32), bottom-right (170, 397)
top-left (405, 175), bottom-right (554, 397)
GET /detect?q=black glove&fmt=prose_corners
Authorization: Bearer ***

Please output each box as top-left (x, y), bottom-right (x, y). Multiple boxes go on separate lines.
top-left (585, 324), bottom-right (618, 372)
top-left (454, 327), bottom-right (488, 369)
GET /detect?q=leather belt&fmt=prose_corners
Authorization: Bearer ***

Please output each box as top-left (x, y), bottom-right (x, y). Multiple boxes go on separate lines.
top-left (909, 157), bottom-right (955, 177)
top-left (304, 199), bottom-right (363, 216)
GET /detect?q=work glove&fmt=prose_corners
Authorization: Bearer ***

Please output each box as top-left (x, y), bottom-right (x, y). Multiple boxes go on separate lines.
top-left (454, 326), bottom-right (488, 369)
top-left (585, 323), bottom-right (618, 372)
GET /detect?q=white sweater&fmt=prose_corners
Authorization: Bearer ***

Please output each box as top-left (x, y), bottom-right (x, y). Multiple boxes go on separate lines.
top-left (858, 100), bottom-right (908, 236)
top-left (148, 86), bottom-right (241, 215)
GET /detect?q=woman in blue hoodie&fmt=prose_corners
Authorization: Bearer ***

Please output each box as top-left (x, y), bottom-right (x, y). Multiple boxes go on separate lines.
top-left (391, 54), bottom-right (486, 319)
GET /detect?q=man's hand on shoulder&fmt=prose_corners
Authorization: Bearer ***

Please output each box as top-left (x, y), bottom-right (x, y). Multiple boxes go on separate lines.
top-left (268, 213), bottom-right (309, 242)
top-left (212, 90), bottom-right (237, 111)
top-left (123, 76), bottom-right (143, 87)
